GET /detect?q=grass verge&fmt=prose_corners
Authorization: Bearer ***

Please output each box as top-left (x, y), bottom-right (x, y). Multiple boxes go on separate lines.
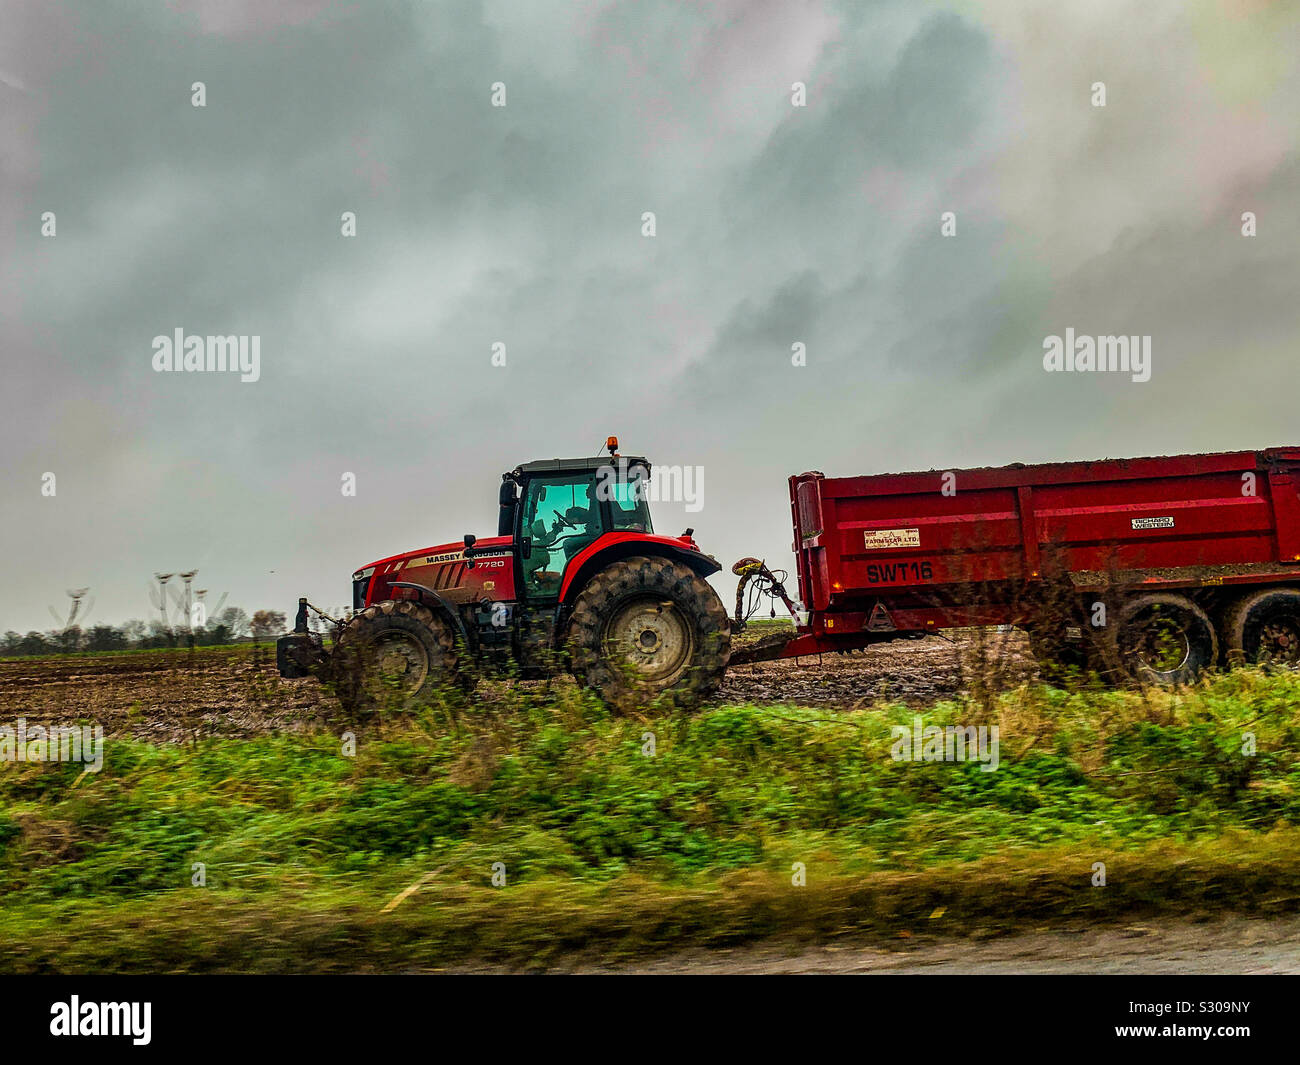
top-left (4, 832), bottom-right (1300, 972)
top-left (1, 668), bottom-right (1298, 970)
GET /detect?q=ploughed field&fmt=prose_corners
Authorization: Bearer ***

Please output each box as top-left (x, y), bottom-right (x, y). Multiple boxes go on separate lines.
top-left (0, 630), bottom-right (1038, 743)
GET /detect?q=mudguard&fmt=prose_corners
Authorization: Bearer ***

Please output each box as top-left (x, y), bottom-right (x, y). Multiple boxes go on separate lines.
top-left (388, 581), bottom-right (472, 644)
top-left (558, 533), bottom-right (721, 605)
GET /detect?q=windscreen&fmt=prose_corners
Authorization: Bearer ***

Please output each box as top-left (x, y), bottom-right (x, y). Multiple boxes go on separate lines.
top-left (602, 464), bottom-right (653, 533)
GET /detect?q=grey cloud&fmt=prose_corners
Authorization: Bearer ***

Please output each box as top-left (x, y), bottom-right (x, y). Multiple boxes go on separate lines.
top-left (1, 0), bottom-right (1298, 630)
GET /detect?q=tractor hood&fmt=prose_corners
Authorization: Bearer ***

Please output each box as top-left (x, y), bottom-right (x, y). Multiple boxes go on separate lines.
top-left (351, 536), bottom-right (516, 609)
top-left (353, 536), bottom-right (514, 580)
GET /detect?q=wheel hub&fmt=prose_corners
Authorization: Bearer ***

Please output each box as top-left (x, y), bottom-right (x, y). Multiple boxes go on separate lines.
top-left (371, 631), bottom-right (429, 691)
top-left (637, 627), bottom-right (662, 651)
top-left (1128, 615), bottom-right (1191, 677)
top-left (1259, 620), bottom-right (1300, 664)
top-left (606, 598), bottom-right (693, 683)
top-left (380, 651), bottom-right (410, 674)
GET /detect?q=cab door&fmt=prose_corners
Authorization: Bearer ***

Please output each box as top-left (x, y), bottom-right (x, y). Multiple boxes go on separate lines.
top-left (517, 474), bottom-right (602, 602)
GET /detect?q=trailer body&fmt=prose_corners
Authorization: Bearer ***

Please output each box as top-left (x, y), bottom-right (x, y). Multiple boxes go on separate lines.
top-left (780, 447), bottom-right (1300, 658)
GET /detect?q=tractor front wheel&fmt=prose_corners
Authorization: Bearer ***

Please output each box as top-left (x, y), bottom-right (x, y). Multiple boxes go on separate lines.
top-left (568, 556), bottom-right (730, 710)
top-left (331, 600), bottom-right (459, 713)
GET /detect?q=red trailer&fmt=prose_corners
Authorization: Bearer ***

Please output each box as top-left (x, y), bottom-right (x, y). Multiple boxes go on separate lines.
top-left (736, 447), bottom-right (1300, 685)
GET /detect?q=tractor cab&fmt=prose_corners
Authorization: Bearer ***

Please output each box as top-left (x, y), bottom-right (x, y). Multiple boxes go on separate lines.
top-left (500, 445), bottom-right (653, 601)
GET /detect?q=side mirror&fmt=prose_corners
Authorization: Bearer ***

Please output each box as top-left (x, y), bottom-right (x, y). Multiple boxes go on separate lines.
top-left (499, 477), bottom-right (518, 537)
top-left (463, 533), bottom-right (477, 567)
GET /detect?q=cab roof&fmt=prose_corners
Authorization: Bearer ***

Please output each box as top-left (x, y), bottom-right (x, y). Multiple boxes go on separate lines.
top-left (512, 455), bottom-right (650, 477)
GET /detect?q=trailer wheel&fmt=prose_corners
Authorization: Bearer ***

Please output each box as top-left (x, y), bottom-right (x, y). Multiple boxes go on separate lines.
top-left (1025, 626), bottom-right (1102, 686)
top-left (1109, 593), bottom-right (1217, 687)
top-left (331, 599), bottom-right (458, 713)
top-left (1223, 588), bottom-right (1300, 669)
top-left (568, 556), bottom-right (730, 710)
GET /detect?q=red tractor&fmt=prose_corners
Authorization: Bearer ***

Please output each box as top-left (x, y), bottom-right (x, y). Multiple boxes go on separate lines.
top-left (278, 438), bottom-right (731, 710)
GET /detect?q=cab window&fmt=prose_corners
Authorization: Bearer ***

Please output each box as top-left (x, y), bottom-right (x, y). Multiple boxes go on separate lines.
top-left (605, 470), bottom-right (653, 533)
top-left (520, 475), bottom-right (600, 597)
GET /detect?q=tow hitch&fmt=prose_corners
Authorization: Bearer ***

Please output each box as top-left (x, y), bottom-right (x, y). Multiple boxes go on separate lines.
top-left (729, 557), bottom-right (804, 665)
top-left (275, 598), bottom-right (339, 679)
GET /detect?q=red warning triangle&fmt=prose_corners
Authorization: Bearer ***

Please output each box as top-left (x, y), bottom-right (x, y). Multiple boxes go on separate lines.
top-left (866, 602), bottom-right (895, 632)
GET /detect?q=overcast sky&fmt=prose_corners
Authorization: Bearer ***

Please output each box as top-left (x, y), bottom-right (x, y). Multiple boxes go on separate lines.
top-left (2, 0), bottom-right (1298, 632)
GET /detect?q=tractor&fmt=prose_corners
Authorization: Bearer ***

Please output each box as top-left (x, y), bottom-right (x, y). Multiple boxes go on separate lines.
top-left (277, 438), bottom-right (732, 710)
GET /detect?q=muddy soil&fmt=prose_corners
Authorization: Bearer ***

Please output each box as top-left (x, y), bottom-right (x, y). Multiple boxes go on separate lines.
top-left (721, 629), bottom-right (1036, 707)
top-left (0, 630), bottom-right (1039, 743)
top-left (0, 646), bottom-right (335, 743)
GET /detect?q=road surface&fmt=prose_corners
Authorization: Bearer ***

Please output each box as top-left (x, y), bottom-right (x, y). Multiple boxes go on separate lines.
top-left (452, 915), bottom-right (1300, 974)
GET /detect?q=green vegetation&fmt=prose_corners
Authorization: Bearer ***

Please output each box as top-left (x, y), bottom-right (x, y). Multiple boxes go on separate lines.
top-left (2, 670), bottom-right (1299, 971)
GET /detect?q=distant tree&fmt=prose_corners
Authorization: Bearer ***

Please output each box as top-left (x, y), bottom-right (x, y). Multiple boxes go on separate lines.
top-left (1, 632), bottom-right (21, 655)
top-left (51, 626), bottom-right (82, 654)
top-left (86, 625), bottom-right (128, 652)
top-left (143, 620), bottom-right (174, 649)
top-left (120, 619), bottom-right (148, 646)
top-left (251, 610), bottom-right (287, 642)
top-left (201, 622), bottom-right (233, 646)
top-left (216, 607), bottom-right (250, 640)
top-left (17, 631), bottom-right (50, 656)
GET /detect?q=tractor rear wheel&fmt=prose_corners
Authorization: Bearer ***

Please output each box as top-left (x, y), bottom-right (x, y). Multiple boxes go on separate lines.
top-left (331, 600), bottom-right (458, 713)
top-left (568, 556), bottom-right (730, 710)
